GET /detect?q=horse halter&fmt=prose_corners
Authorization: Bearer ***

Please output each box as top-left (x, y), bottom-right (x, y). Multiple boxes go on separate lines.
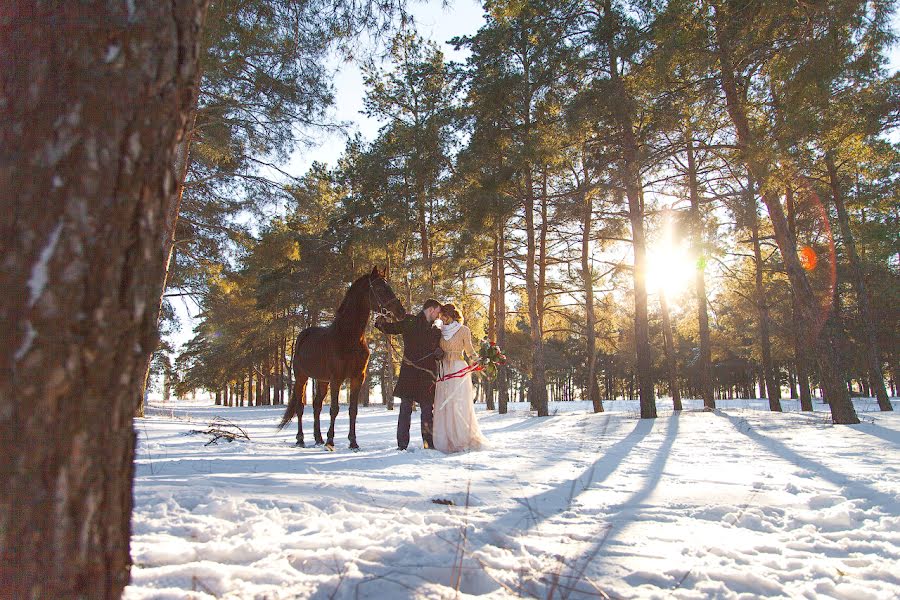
top-left (368, 276), bottom-right (403, 320)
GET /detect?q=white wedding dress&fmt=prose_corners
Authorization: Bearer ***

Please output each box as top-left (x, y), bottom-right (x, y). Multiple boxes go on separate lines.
top-left (433, 323), bottom-right (488, 453)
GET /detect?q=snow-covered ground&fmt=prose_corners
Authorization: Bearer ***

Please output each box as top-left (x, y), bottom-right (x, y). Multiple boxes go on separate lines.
top-left (126, 398), bottom-right (900, 599)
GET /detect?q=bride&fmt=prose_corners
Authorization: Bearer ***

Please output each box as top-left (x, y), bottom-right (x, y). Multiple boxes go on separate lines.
top-left (433, 304), bottom-right (488, 453)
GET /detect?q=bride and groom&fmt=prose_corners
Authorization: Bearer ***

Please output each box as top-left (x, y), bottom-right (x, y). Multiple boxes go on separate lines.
top-left (375, 299), bottom-right (488, 453)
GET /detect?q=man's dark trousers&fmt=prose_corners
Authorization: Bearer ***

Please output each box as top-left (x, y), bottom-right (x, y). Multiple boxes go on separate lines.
top-left (397, 396), bottom-right (434, 449)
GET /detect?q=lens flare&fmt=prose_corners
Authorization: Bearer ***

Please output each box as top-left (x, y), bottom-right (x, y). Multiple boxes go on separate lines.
top-left (799, 246), bottom-right (818, 271)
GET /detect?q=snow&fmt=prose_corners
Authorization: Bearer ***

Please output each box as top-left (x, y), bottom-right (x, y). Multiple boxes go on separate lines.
top-left (26, 220), bottom-right (63, 308)
top-left (127, 398), bottom-right (900, 599)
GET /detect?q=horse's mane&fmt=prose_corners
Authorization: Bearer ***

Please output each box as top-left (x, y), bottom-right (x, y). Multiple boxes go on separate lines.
top-left (335, 274), bottom-right (368, 320)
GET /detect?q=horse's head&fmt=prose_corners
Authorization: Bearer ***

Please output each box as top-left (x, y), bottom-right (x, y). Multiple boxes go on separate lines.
top-left (367, 266), bottom-right (405, 319)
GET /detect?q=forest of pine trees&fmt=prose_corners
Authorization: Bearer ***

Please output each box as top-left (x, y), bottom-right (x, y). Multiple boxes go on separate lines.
top-left (157, 0), bottom-right (899, 427)
top-left (3, 1), bottom-right (898, 596)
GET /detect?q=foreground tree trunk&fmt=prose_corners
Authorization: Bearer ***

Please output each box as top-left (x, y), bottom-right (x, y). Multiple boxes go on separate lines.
top-left (713, 5), bottom-right (858, 423)
top-left (825, 154), bottom-right (892, 412)
top-left (0, 1), bottom-right (209, 596)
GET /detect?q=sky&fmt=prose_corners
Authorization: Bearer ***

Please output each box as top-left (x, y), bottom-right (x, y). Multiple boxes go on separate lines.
top-left (284, 0), bottom-right (487, 178)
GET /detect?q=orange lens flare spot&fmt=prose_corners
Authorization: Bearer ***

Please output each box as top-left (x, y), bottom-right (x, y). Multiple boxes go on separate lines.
top-left (799, 246), bottom-right (818, 271)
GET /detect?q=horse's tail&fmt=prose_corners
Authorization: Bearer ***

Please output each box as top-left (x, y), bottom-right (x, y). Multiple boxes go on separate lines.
top-left (277, 385), bottom-right (299, 431)
top-left (277, 329), bottom-right (305, 431)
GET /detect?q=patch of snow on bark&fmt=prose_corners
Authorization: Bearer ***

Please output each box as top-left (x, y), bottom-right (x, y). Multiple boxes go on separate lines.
top-left (14, 322), bottom-right (36, 362)
top-left (27, 221), bottom-right (63, 308)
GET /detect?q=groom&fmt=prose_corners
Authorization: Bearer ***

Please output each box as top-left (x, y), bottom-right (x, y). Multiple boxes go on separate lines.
top-left (375, 299), bottom-right (443, 450)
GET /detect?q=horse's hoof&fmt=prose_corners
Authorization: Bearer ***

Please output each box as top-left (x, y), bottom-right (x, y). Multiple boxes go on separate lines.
top-left (324, 442), bottom-right (336, 452)
top-left (349, 445), bottom-right (360, 453)
top-left (314, 439), bottom-right (325, 446)
top-left (294, 441), bottom-right (305, 448)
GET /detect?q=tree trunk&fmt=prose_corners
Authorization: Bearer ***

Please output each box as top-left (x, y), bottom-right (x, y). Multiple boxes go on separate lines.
top-left (485, 230), bottom-right (498, 411)
top-left (0, 1), bottom-right (209, 596)
top-left (582, 161), bottom-right (603, 413)
top-left (747, 180), bottom-right (782, 412)
top-left (417, 183), bottom-right (433, 295)
top-left (660, 290), bottom-right (682, 411)
top-left (360, 370), bottom-right (370, 407)
top-left (248, 366), bottom-right (255, 407)
top-left (255, 363), bottom-right (263, 406)
top-left (136, 81), bottom-right (201, 417)
top-left (825, 154), bottom-right (892, 411)
top-left (539, 168), bottom-right (549, 328)
top-left (525, 168), bottom-right (549, 416)
top-left (497, 220), bottom-right (509, 414)
top-left (605, 0), bottom-right (655, 419)
top-left (786, 186), bottom-right (814, 411)
top-left (713, 6), bottom-right (857, 423)
top-left (162, 368), bottom-right (171, 403)
top-left (685, 130), bottom-right (716, 409)
top-left (383, 334), bottom-right (396, 411)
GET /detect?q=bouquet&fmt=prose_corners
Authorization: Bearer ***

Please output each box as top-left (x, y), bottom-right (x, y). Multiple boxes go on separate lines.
top-left (435, 338), bottom-right (507, 385)
top-left (475, 338), bottom-right (507, 379)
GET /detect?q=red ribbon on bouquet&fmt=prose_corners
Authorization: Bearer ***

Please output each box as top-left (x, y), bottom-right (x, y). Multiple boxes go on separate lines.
top-left (431, 363), bottom-right (483, 389)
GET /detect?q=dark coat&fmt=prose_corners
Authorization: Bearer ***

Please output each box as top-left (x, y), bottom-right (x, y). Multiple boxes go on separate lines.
top-left (376, 311), bottom-right (441, 401)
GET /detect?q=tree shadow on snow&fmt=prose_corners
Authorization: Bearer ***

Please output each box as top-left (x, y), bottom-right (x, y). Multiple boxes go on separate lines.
top-left (312, 415), bottom-right (658, 599)
top-left (716, 412), bottom-right (897, 509)
top-left (851, 421), bottom-right (900, 448)
top-left (549, 413), bottom-right (681, 598)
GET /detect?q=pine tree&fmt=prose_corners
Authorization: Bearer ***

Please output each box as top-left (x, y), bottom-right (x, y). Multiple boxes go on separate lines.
top-left (1, 1), bottom-right (209, 595)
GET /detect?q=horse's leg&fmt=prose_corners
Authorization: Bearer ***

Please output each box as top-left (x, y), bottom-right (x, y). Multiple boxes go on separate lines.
top-left (325, 379), bottom-right (341, 451)
top-left (348, 374), bottom-right (364, 451)
top-left (294, 375), bottom-right (308, 447)
top-left (313, 380), bottom-right (328, 445)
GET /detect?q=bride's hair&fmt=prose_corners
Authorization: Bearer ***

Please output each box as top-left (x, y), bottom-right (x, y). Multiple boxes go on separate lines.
top-left (440, 303), bottom-right (462, 323)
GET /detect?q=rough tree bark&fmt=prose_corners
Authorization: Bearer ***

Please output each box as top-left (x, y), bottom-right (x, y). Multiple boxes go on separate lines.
top-left (713, 5), bottom-right (858, 423)
top-left (0, 1), bottom-right (209, 597)
top-left (825, 154), bottom-right (892, 411)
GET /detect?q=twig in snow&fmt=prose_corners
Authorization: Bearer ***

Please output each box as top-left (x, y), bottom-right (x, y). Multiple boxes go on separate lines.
top-left (452, 480), bottom-right (472, 596)
top-left (188, 417), bottom-right (251, 446)
top-left (191, 575), bottom-right (217, 597)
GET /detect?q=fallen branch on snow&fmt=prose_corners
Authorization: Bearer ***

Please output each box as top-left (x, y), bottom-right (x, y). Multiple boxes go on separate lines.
top-left (188, 417), bottom-right (251, 446)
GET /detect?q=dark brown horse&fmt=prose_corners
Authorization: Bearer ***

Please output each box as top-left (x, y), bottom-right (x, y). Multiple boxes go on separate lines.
top-left (278, 266), bottom-right (404, 450)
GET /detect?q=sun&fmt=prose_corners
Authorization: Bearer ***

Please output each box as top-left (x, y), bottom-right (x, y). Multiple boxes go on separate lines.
top-left (645, 234), bottom-right (695, 302)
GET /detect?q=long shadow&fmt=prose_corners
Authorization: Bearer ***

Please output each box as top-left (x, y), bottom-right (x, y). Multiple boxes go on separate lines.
top-left (717, 412), bottom-right (897, 509)
top-left (308, 416), bottom-right (655, 598)
top-left (483, 414), bottom-right (559, 435)
top-left (852, 422), bottom-right (900, 448)
top-left (552, 413), bottom-right (680, 597)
